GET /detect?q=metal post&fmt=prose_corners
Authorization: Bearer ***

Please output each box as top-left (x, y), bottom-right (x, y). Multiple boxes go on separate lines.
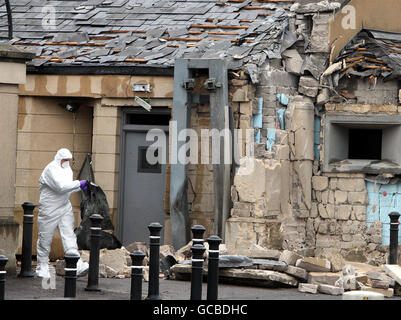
top-left (191, 225), bottom-right (206, 246)
top-left (389, 212), bottom-right (400, 264)
top-left (207, 235), bottom-right (222, 300)
top-left (0, 256), bottom-right (8, 300)
top-left (146, 222), bottom-right (163, 300)
top-left (19, 202), bottom-right (35, 277)
top-left (190, 244), bottom-right (206, 300)
top-left (85, 214), bottom-right (103, 292)
top-left (64, 253), bottom-right (80, 298)
top-left (130, 250), bottom-right (146, 300)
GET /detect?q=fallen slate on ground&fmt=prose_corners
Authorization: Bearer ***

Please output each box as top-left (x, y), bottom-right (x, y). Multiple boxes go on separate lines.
top-left (218, 255), bottom-right (254, 268)
top-left (169, 264), bottom-right (299, 288)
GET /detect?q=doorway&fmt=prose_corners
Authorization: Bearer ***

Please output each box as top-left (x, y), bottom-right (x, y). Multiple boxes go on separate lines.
top-left (118, 108), bottom-right (170, 246)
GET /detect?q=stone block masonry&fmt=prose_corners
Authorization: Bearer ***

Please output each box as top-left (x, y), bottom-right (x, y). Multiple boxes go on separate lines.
top-left (310, 172), bottom-right (388, 265)
top-left (225, 1), bottom-right (401, 268)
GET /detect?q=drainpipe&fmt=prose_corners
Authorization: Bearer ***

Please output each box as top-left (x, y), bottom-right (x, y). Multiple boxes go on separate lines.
top-left (5, 0), bottom-right (12, 40)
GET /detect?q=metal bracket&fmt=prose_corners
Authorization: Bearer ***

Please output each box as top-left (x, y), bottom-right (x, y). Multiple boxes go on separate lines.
top-left (204, 78), bottom-right (221, 91)
top-left (132, 83), bottom-right (152, 93)
top-left (183, 78), bottom-right (195, 91)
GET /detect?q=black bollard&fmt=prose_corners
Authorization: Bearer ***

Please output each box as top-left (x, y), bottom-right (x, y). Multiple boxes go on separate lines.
top-left (19, 202), bottom-right (35, 277)
top-left (389, 212), bottom-right (400, 264)
top-left (85, 214), bottom-right (103, 292)
top-left (207, 235), bottom-right (222, 300)
top-left (64, 253), bottom-right (80, 298)
top-left (190, 244), bottom-right (206, 300)
top-left (0, 255), bottom-right (8, 300)
top-left (130, 250), bottom-right (146, 300)
top-left (191, 225), bottom-right (206, 246)
top-left (146, 222), bottom-right (163, 300)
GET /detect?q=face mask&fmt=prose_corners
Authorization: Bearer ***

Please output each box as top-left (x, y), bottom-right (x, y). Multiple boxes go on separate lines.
top-left (61, 161), bottom-right (70, 169)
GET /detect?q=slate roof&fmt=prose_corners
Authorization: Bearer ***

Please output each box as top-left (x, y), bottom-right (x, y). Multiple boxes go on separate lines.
top-left (335, 29), bottom-right (401, 80)
top-left (0, 0), bottom-right (296, 71)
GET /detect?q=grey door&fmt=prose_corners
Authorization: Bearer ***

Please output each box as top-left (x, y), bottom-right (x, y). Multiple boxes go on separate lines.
top-left (119, 111), bottom-right (169, 246)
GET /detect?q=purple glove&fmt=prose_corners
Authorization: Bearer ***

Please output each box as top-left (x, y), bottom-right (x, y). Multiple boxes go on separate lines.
top-left (80, 180), bottom-right (88, 191)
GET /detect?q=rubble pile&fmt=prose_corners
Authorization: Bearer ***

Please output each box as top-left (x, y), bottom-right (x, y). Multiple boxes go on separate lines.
top-left (56, 244), bottom-right (150, 280)
top-left (169, 244), bottom-right (401, 297)
top-left (55, 241), bottom-right (401, 297)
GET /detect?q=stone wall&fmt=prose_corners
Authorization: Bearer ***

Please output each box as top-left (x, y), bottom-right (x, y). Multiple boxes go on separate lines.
top-left (225, 1), bottom-right (401, 266)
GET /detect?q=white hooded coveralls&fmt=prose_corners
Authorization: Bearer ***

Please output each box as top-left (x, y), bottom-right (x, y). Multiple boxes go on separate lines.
top-left (36, 148), bottom-right (81, 265)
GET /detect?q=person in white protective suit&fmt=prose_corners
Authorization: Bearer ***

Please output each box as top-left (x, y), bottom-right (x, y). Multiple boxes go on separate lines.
top-left (36, 148), bottom-right (89, 278)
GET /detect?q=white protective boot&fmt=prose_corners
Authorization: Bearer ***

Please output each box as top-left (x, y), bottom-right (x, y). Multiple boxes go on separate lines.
top-left (77, 258), bottom-right (89, 277)
top-left (36, 263), bottom-right (51, 278)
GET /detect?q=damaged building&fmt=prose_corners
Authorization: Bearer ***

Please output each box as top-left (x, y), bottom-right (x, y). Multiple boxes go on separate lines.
top-left (0, 0), bottom-right (401, 276)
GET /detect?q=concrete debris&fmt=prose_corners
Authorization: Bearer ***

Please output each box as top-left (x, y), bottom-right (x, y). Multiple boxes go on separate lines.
top-left (295, 257), bottom-right (331, 272)
top-left (383, 265), bottom-right (401, 286)
top-left (301, 53), bottom-right (328, 81)
top-left (371, 279), bottom-right (392, 290)
top-left (160, 244), bottom-right (178, 278)
top-left (175, 241), bottom-right (195, 261)
top-left (282, 49), bottom-right (303, 76)
top-left (308, 272), bottom-right (341, 286)
top-left (59, 247), bottom-right (144, 279)
top-left (317, 284), bottom-right (344, 296)
top-left (285, 265), bottom-right (309, 281)
top-left (367, 271), bottom-right (395, 287)
top-left (315, 249), bottom-right (346, 272)
top-left (229, 244), bottom-right (281, 260)
top-left (335, 265), bottom-right (357, 291)
top-left (125, 242), bottom-right (149, 256)
top-left (290, 1), bottom-right (341, 14)
top-left (298, 76), bottom-right (320, 97)
top-left (99, 247), bottom-right (130, 276)
top-left (298, 283), bottom-right (318, 294)
top-left (279, 250), bottom-right (303, 266)
top-left (360, 286), bottom-right (394, 298)
top-left (56, 243), bottom-right (401, 296)
top-left (252, 259), bottom-right (288, 272)
top-left (104, 265), bottom-right (118, 278)
top-left (356, 275), bottom-right (369, 286)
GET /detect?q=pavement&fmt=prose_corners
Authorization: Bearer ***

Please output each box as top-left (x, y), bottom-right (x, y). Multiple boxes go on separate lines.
top-left (4, 268), bottom-right (401, 319)
top-left (5, 274), bottom-right (341, 300)
top-left (4, 270), bottom-right (401, 301)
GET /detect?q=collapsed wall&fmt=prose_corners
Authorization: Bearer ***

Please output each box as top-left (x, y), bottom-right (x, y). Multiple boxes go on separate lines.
top-left (226, 0), bottom-right (401, 265)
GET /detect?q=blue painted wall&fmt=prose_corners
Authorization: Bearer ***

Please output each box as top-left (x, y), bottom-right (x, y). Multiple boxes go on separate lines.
top-left (366, 181), bottom-right (401, 245)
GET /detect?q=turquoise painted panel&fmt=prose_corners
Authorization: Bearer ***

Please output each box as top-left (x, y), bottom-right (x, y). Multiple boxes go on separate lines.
top-left (379, 193), bottom-right (397, 208)
top-left (366, 181), bottom-right (401, 245)
top-left (366, 182), bottom-right (380, 226)
top-left (383, 184), bottom-right (398, 194)
top-left (366, 182), bottom-right (378, 193)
